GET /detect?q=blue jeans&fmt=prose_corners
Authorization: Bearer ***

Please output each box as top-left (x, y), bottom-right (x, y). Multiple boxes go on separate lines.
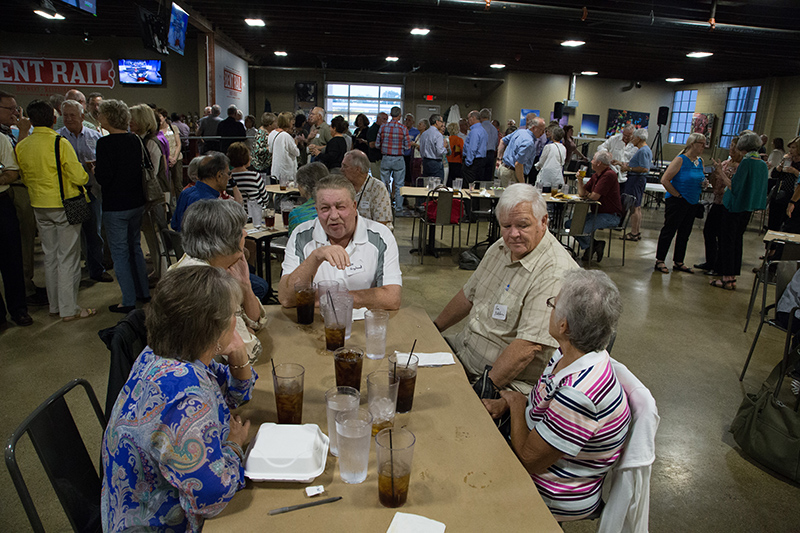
top-left (422, 158), bottom-right (444, 179)
top-left (380, 155), bottom-right (405, 210)
top-left (566, 212), bottom-right (620, 249)
top-left (81, 194), bottom-right (106, 278)
top-left (104, 206), bottom-right (150, 306)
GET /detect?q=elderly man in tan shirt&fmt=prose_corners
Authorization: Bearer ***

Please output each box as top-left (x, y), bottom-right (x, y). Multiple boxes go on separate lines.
top-left (434, 183), bottom-right (577, 394)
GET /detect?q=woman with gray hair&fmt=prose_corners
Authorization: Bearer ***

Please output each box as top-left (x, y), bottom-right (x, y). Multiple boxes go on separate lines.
top-left (535, 126), bottom-right (566, 191)
top-left (654, 132), bottom-right (708, 274)
top-left (288, 162), bottom-right (330, 235)
top-left (482, 269), bottom-right (630, 522)
top-left (170, 199), bottom-right (268, 363)
top-left (95, 99), bottom-right (150, 313)
top-left (102, 266), bottom-right (256, 531)
top-left (617, 128), bottom-right (652, 241)
top-left (709, 130), bottom-right (768, 290)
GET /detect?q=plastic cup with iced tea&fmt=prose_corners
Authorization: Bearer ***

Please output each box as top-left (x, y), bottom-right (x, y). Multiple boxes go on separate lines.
top-left (272, 363), bottom-right (305, 424)
top-left (367, 370), bottom-right (398, 436)
top-left (389, 353), bottom-right (419, 413)
top-left (294, 281), bottom-right (316, 325)
top-left (375, 428), bottom-right (415, 508)
top-left (334, 347), bottom-right (364, 392)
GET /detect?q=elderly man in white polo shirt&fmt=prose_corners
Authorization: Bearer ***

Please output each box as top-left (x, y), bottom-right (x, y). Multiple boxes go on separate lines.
top-left (278, 174), bottom-right (402, 310)
top-left (596, 124), bottom-right (637, 182)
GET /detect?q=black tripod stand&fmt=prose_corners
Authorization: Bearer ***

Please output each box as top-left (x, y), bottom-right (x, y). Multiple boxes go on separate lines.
top-left (651, 125), bottom-right (664, 169)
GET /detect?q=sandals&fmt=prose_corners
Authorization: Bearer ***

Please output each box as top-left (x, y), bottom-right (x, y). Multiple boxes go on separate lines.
top-left (673, 263), bottom-right (694, 274)
top-left (710, 279), bottom-right (736, 290)
top-left (62, 308), bottom-right (98, 322)
top-left (621, 232), bottom-right (641, 241)
top-left (654, 261), bottom-right (669, 274)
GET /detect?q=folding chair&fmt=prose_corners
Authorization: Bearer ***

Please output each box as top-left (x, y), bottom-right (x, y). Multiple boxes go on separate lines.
top-left (605, 193), bottom-right (637, 266)
top-left (741, 260), bottom-right (800, 381)
top-left (744, 241), bottom-right (800, 332)
top-left (419, 186), bottom-right (465, 264)
top-left (5, 378), bottom-right (106, 533)
top-left (160, 227), bottom-right (185, 265)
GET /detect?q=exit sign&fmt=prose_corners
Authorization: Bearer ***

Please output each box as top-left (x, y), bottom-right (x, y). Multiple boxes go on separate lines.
top-left (424, 94), bottom-right (435, 101)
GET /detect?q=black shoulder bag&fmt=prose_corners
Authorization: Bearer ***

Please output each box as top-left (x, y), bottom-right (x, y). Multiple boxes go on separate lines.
top-left (55, 135), bottom-right (92, 225)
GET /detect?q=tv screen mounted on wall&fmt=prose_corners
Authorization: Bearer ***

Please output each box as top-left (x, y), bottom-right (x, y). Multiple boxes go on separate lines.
top-left (118, 60), bottom-right (162, 85)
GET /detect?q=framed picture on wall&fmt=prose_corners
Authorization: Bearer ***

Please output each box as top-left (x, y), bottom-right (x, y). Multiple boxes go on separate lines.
top-left (692, 113), bottom-right (715, 147)
top-left (295, 82), bottom-right (317, 104)
top-left (519, 108), bottom-right (540, 127)
top-left (606, 109), bottom-right (650, 137)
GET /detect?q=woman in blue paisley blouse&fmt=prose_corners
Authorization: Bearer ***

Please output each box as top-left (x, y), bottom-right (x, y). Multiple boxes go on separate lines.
top-left (101, 265), bottom-right (257, 532)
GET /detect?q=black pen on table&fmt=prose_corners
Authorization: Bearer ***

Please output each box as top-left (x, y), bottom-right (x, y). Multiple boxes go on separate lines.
top-left (268, 496), bottom-right (342, 516)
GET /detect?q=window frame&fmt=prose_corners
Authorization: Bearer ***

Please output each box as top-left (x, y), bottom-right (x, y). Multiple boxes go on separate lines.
top-left (324, 82), bottom-right (404, 131)
top-left (719, 85), bottom-right (761, 149)
top-left (667, 90), bottom-right (698, 145)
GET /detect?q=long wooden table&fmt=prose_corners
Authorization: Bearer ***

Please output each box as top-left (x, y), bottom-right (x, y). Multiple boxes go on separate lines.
top-left (205, 306), bottom-right (561, 532)
top-left (245, 221), bottom-right (289, 304)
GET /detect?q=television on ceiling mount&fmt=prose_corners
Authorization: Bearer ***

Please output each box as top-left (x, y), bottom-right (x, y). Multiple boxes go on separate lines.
top-left (167, 3), bottom-right (189, 56)
top-left (118, 59), bottom-right (162, 85)
top-left (136, 5), bottom-right (169, 56)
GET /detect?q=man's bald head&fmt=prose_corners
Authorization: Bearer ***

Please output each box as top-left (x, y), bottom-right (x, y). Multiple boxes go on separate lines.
top-left (65, 89), bottom-right (86, 107)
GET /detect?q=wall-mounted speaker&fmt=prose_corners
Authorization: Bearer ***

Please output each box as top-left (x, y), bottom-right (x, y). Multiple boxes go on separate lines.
top-left (657, 106), bottom-right (669, 126)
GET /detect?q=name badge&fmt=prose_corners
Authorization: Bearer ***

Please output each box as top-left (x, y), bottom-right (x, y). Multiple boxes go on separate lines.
top-left (346, 263), bottom-right (364, 276)
top-left (492, 304), bottom-right (508, 321)
top-left (315, 133), bottom-right (320, 138)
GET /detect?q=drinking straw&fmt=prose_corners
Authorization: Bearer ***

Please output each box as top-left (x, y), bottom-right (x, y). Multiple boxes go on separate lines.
top-left (326, 290), bottom-right (340, 325)
top-left (271, 358), bottom-right (276, 376)
top-left (389, 429), bottom-right (395, 498)
top-left (406, 339), bottom-right (417, 368)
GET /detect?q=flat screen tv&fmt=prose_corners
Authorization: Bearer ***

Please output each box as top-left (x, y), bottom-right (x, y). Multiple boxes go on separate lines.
top-left (581, 114), bottom-right (600, 136)
top-left (167, 3), bottom-right (189, 56)
top-left (56, 0), bottom-right (96, 16)
top-left (136, 5), bottom-right (169, 55)
top-left (118, 60), bottom-right (162, 85)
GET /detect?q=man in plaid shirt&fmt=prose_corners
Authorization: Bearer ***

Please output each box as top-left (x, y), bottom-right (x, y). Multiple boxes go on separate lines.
top-left (376, 106), bottom-right (410, 213)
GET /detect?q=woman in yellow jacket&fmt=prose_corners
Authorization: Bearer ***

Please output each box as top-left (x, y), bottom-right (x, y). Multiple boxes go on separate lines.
top-left (15, 99), bottom-right (95, 321)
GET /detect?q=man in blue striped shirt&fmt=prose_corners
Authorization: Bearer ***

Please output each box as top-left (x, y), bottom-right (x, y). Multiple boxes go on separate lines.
top-left (463, 110), bottom-right (487, 185)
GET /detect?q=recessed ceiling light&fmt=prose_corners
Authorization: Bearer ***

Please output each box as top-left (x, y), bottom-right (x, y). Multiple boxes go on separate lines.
top-left (490, 63), bottom-right (505, 69)
top-left (410, 28), bottom-right (430, 36)
top-left (34, 9), bottom-right (64, 20)
top-left (274, 51), bottom-right (287, 57)
top-left (386, 56), bottom-right (399, 62)
top-left (561, 40), bottom-right (585, 47)
top-left (580, 71), bottom-right (598, 76)
top-left (666, 77), bottom-right (684, 83)
top-left (686, 51), bottom-right (712, 58)
top-left (245, 18), bottom-right (265, 27)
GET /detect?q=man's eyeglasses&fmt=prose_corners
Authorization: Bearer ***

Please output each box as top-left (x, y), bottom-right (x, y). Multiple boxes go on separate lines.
top-left (546, 296), bottom-right (556, 309)
top-left (0, 105), bottom-right (16, 111)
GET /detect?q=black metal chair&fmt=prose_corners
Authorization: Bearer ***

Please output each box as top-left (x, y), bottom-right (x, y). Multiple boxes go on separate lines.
top-left (160, 227), bottom-right (185, 265)
top-left (605, 193), bottom-right (637, 266)
top-left (741, 260), bottom-right (800, 381)
top-left (418, 185), bottom-right (465, 264)
top-left (744, 241), bottom-right (800, 332)
top-left (5, 378), bottom-right (106, 533)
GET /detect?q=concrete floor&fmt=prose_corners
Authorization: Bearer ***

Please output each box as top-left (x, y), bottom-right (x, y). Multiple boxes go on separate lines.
top-left (1, 204), bottom-right (799, 532)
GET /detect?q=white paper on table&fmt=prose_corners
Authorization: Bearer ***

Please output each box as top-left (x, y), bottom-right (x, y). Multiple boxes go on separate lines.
top-left (394, 351), bottom-right (456, 367)
top-left (352, 307), bottom-right (368, 321)
top-left (386, 512), bottom-right (446, 533)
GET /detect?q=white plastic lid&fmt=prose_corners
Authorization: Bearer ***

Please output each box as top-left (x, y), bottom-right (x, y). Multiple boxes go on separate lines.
top-left (244, 423), bottom-right (330, 483)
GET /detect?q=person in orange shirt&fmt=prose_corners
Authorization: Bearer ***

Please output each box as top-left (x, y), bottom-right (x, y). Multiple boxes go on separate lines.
top-left (446, 122), bottom-right (464, 185)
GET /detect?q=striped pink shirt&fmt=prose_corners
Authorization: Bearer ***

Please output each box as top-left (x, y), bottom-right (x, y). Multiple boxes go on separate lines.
top-left (526, 349), bottom-right (630, 521)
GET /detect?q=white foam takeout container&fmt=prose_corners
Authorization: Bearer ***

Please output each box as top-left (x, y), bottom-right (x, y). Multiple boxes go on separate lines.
top-left (244, 423), bottom-right (330, 483)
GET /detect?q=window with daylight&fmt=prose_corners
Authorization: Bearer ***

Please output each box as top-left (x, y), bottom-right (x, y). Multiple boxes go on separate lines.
top-left (667, 90), bottom-right (698, 144)
top-left (325, 83), bottom-right (404, 131)
top-left (719, 86), bottom-right (761, 149)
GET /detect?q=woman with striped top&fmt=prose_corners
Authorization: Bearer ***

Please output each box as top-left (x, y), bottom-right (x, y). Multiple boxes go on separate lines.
top-left (483, 269), bottom-right (630, 521)
top-left (227, 142), bottom-right (269, 215)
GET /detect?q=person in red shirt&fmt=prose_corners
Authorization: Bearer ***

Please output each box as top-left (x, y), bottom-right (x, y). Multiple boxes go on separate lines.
top-left (567, 150), bottom-right (622, 263)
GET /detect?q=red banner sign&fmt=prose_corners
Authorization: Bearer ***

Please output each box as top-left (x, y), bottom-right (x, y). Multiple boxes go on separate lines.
top-left (223, 67), bottom-right (242, 93)
top-left (0, 56), bottom-right (116, 89)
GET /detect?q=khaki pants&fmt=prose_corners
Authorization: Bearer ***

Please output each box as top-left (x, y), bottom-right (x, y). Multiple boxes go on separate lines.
top-left (34, 208), bottom-right (82, 317)
top-left (9, 184), bottom-right (36, 295)
top-left (497, 165), bottom-right (519, 188)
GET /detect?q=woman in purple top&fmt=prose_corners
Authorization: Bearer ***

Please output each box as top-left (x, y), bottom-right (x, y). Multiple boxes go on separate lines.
top-left (654, 132), bottom-right (707, 274)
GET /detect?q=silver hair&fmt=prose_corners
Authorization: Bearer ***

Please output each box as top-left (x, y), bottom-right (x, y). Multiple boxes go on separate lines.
top-left (551, 126), bottom-right (565, 142)
top-left (315, 174), bottom-right (357, 201)
top-left (622, 125), bottom-right (635, 133)
top-left (594, 150), bottom-right (613, 166)
top-left (98, 99), bottom-right (130, 131)
top-left (296, 162), bottom-right (330, 199)
top-left (187, 156), bottom-right (205, 182)
top-left (211, 104), bottom-right (221, 116)
top-left (197, 152), bottom-right (229, 181)
top-left (468, 110), bottom-right (480, 121)
top-left (61, 99), bottom-right (84, 115)
top-left (737, 130), bottom-right (762, 153)
top-left (553, 269), bottom-right (622, 353)
top-left (429, 114), bottom-right (442, 124)
top-left (419, 119), bottom-right (430, 129)
top-left (479, 108), bottom-right (492, 120)
top-left (496, 183), bottom-right (547, 222)
top-left (344, 149), bottom-right (369, 174)
top-left (182, 199), bottom-right (247, 261)
top-left (632, 128), bottom-right (648, 142)
top-left (227, 104), bottom-right (238, 116)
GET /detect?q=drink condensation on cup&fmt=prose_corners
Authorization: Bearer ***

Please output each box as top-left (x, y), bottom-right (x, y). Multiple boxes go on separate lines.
top-left (272, 363), bottom-right (305, 424)
top-left (334, 347), bottom-right (364, 392)
top-left (376, 428), bottom-right (415, 508)
top-left (365, 309), bottom-right (389, 360)
top-left (294, 281), bottom-right (316, 325)
top-left (336, 408), bottom-right (373, 484)
top-left (367, 370), bottom-right (398, 437)
top-left (325, 386), bottom-right (360, 457)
